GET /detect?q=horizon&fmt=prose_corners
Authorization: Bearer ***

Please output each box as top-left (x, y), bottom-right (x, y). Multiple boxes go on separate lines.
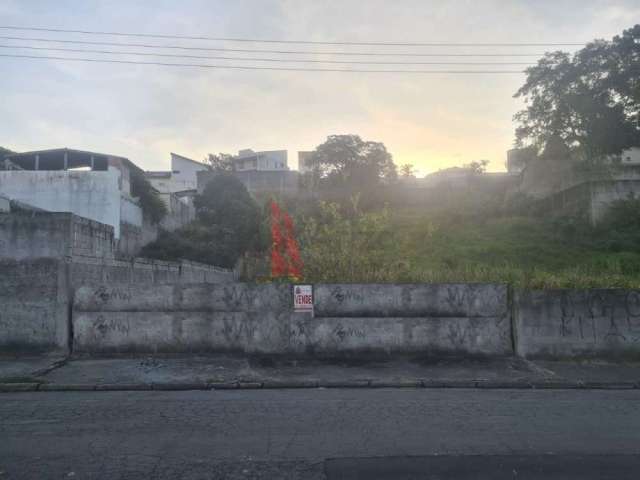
top-left (1, 0), bottom-right (638, 176)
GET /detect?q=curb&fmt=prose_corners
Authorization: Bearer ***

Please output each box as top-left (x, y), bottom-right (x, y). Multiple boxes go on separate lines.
top-left (0, 380), bottom-right (638, 393)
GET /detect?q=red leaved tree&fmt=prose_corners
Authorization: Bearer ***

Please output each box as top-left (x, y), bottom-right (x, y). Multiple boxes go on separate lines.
top-left (270, 200), bottom-right (303, 280)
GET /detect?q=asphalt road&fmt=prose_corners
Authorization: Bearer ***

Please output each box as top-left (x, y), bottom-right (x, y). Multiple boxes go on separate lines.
top-left (1, 388), bottom-right (640, 479)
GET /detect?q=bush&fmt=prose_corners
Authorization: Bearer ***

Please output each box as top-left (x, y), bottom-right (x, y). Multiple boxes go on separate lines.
top-left (298, 199), bottom-right (410, 282)
top-left (130, 170), bottom-right (167, 224)
top-left (141, 173), bottom-right (261, 268)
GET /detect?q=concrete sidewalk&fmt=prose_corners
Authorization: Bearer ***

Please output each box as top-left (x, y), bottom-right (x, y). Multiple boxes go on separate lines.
top-left (2, 354), bottom-right (640, 392)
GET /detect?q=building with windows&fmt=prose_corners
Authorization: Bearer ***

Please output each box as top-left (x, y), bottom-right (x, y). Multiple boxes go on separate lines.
top-left (146, 152), bottom-right (209, 196)
top-left (233, 149), bottom-right (288, 171)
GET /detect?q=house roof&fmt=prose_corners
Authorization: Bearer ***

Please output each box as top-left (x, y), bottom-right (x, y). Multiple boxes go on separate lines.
top-left (145, 171), bottom-right (172, 178)
top-left (170, 152), bottom-right (208, 168)
top-left (4, 147), bottom-right (144, 173)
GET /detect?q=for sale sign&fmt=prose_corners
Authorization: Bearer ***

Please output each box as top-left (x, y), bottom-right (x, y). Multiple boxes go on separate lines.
top-left (293, 285), bottom-right (314, 314)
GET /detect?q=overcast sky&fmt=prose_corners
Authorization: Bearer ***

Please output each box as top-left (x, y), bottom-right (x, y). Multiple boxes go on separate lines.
top-left (1, 1), bottom-right (638, 175)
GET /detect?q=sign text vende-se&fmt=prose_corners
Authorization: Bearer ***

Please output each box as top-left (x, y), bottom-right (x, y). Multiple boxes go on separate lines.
top-left (293, 285), bottom-right (313, 314)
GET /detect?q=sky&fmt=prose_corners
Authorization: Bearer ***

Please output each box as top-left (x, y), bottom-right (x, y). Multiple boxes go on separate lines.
top-left (0, 1), bottom-right (638, 175)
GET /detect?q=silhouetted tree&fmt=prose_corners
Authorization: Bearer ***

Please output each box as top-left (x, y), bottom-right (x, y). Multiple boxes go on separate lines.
top-left (514, 24), bottom-right (640, 161)
top-left (399, 163), bottom-right (416, 178)
top-left (205, 153), bottom-right (235, 172)
top-left (309, 134), bottom-right (397, 191)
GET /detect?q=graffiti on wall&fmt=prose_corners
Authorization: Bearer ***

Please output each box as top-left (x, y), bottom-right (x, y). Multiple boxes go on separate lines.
top-left (525, 290), bottom-right (640, 348)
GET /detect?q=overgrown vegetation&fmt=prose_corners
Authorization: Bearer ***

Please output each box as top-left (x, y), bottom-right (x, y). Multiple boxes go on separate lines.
top-left (141, 173), bottom-right (261, 269)
top-left (294, 190), bottom-right (640, 289)
top-left (130, 169), bottom-right (167, 224)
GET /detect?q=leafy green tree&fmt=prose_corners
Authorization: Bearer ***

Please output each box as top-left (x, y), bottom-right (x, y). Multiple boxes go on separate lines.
top-left (142, 173), bottom-right (261, 268)
top-left (514, 24), bottom-right (640, 160)
top-left (206, 153), bottom-right (234, 172)
top-left (309, 134), bottom-right (397, 190)
top-left (194, 173), bottom-right (260, 255)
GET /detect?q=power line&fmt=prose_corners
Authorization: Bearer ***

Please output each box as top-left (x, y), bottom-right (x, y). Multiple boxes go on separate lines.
top-left (0, 53), bottom-right (526, 73)
top-left (0, 35), bottom-right (550, 57)
top-left (0, 25), bottom-right (586, 47)
top-left (0, 44), bottom-right (540, 65)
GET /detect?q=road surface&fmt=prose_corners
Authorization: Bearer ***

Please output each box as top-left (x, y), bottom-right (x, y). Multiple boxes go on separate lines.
top-left (1, 388), bottom-right (640, 478)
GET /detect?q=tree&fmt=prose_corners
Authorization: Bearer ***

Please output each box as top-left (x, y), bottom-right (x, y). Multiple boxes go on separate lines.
top-left (194, 173), bottom-right (261, 260)
top-left (399, 163), bottom-right (416, 178)
top-left (142, 173), bottom-right (261, 268)
top-left (514, 24), bottom-right (640, 161)
top-left (464, 159), bottom-right (489, 174)
top-left (309, 134), bottom-right (397, 190)
top-left (206, 153), bottom-right (234, 172)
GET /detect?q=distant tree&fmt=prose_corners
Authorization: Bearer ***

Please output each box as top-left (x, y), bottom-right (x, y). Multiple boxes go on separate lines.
top-left (514, 24), bottom-right (640, 161)
top-left (399, 163), bottom-right (417, 178)
top-left (464, 159), bottom-right (489, 174)
top-left (309, 134), bottom-right (397, 190)
top-left (206, 153), bottom-right (234, 172)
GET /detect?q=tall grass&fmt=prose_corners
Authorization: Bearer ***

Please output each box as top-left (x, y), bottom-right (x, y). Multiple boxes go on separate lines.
top-left (296, 202), bottom-right (640, 289)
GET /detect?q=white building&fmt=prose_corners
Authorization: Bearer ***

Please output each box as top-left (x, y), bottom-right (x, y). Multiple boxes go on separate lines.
top-left (233, 149), bottom-right (288, 172)
top-left (146, 152), bottom-right (209, 195)
top-left (0, 148), bottom-right (142, 238)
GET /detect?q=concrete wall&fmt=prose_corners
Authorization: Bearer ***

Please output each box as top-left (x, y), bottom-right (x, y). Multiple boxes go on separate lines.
top-left (119, 195), bottom-right (143, 228)
top-left (0, 212), bottom-right (115, 260)
top-left (72, 283), bottom-right (511, 356)
top-left (0, 258), bottom-right (69, 353)
top-left (0, 256), bottom-right (233, 353)
top-left (197, 170), bottom-right (300, 196)
top-left (590, 180), bottom-right (640, 224)
top-left (514, 289), bottom-right (640, 358)
top-left (159, 194), bottom-right (196, 232)
top-left (117, 220), bottom-right (158, 257)
top-left (0, 170), bottom-right (123, 237)
top-left (69, 256), bottom-right (235, 287)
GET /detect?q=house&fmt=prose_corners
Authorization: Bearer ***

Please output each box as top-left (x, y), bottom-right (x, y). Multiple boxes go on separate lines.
top-left (233, 149), bottom-right (289, 171)
top-left (0, 148), bottom-right (195, 255)
top-left (0, 148), bottom-right (142, 239)
top-left (197, 148), bottom-right (299, 196)
top-left (146, 152), bottom-right (209, 197)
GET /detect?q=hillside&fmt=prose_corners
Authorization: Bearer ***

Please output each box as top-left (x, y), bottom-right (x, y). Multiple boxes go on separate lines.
top-left (294, 196), bottom-right (640, 288)
top-left (386, 208), bottom-right (640, 288)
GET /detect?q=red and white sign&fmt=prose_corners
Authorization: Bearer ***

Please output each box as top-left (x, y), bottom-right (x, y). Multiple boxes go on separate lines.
top-left (293, 285), bottom-right (313, 314)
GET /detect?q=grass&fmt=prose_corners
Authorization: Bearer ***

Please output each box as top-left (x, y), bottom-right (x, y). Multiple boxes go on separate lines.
top-left (378, 209), bottom-right (640, 288)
